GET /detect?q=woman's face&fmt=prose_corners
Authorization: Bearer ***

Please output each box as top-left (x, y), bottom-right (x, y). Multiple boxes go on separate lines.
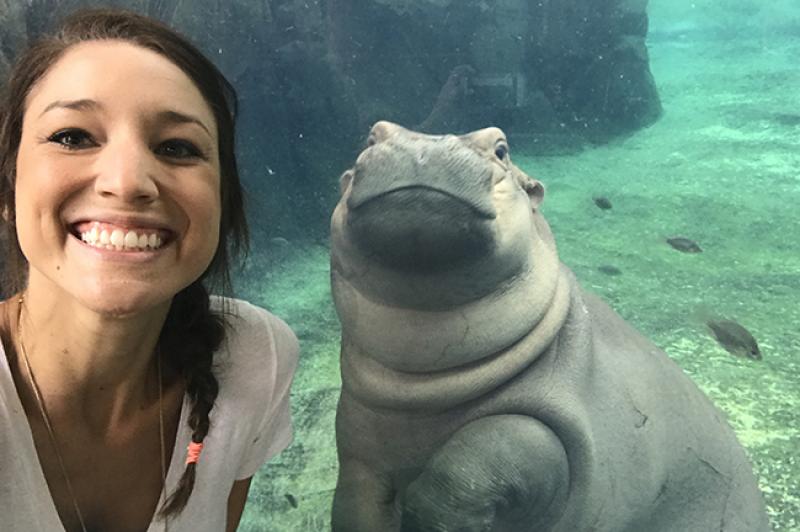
top-left (15, 40), bottom-right (221, 316)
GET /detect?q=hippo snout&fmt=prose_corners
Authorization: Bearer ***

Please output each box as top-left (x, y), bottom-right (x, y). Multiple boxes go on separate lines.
top-left (346, 134), bottom-right (496, 220)
top-left (342, 133), bottom-right (501, 272)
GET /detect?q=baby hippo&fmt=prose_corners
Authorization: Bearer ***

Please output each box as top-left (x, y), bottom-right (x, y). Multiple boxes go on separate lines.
top-left (329, 121), bottom-right (769, 532)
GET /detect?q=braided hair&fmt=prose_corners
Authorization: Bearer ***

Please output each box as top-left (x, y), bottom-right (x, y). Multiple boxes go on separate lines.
top-left (0, 8), bottom-right (249, 517)
top-left (158, 281), bottom-right (225, 515)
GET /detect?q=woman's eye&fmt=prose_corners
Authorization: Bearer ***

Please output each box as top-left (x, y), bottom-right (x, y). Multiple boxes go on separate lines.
top-left (47, 129), bottom-right (96, 150)
top-left (156, 139), bottom-right (203, 160)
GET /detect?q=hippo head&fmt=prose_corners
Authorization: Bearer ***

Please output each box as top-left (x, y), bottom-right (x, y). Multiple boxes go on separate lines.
top-left (342, 121), bottom-right (544, 272)
top-left (330, 122), bottom-right (565, 371)
top-left (331, 121), bottom-right (558, 312)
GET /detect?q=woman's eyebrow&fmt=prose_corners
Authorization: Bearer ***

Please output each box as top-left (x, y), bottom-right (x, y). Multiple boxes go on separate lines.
top-left (155, 110), bottom-right (212, 137)
top-left (39, 98), bottom-right (100, 117)
top-left (36, 100), bottom-right (212, 137)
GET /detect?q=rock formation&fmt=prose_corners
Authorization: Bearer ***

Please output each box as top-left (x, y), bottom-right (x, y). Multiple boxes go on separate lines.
top-left (0, 0), bottom-right (661, 238)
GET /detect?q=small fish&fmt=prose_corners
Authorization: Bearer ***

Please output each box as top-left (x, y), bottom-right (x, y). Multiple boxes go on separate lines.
top-left (706, 319), bottom-right (761, 360)
top-left (285, 493), bottom-right (298, 508)
top-left (270, 236), bottom-right (290, 248)
top-left (771, 112), bottom-right (800, 127)
top-left (666, 237), bottom-right (702, 253)
top-left (598, 265), bottom-right (622, 276)
top-left (593, 196), bottom-right (613, 210)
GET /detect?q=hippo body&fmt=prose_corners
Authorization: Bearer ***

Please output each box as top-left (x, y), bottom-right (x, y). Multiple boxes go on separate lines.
top-left (329, 122), bottom-right (769, 532)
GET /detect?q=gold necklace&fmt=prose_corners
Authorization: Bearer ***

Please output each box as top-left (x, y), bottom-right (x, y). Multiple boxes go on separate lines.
top-left (16, 295), bottom-right (168, 532)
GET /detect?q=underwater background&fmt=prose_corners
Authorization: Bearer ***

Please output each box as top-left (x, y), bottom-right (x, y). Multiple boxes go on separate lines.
top-left (235, 1), bottom-right (800, 530)
top-left (0, 0), bottom-right (798, 530)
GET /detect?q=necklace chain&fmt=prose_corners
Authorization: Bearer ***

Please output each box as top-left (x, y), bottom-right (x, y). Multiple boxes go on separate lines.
top-left (16, 295), bottom-right (168, 532)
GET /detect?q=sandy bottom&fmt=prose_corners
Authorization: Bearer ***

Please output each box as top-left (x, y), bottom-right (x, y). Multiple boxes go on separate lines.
top-left (236, 32), bottom-right (800, 532)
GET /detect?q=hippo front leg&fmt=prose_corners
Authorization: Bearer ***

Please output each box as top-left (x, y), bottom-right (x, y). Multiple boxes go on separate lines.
top-left (400, 415), bottom-right (569, 532)
top-left (332, 458), bottom-right (399, 531)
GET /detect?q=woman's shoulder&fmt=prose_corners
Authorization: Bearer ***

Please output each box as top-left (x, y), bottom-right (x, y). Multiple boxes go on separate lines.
top-left (211, 296), bottom-right (296, 344)
top-left (209, 296), bottom-right (299, 387)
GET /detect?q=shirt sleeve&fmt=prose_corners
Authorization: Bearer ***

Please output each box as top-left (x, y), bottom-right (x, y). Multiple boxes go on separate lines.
top-left (236, 307), bottom-right (299, 480)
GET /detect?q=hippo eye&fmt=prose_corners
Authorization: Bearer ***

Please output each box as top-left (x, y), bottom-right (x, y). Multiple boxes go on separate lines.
top-left (366, 135), bottom-right (377, 147)
top-left (495, 143), bottom-right (508, 160)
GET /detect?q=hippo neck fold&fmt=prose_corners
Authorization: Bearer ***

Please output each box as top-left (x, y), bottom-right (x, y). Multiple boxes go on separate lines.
top-left (338, 266), bottom-right (573, 411)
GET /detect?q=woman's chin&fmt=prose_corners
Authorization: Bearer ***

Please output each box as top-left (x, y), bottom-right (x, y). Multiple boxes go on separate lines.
top-left (76, 284), bottom-right (175, 319)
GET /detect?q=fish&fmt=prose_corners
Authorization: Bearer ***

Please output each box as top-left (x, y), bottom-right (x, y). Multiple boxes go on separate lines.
top-left (593, 196), bottom-right (613, 210)
top-left (666, 237), bottom-right (702, 253)
top-left (598, 265), bottom-right (622, 276)
top-left (705, 319), bottom-right (761, 360)
top-left (771, 112), bottom-right (800, 127)
top-left (285, 493), bottom-right (298, 508)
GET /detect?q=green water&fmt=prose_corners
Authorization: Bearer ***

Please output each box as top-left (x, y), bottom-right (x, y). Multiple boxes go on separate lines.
top-left (235, 6), bottom-right (800, 532)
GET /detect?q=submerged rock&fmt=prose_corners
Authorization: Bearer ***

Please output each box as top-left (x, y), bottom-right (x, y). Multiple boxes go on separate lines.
top-left (706, 319), bottom-right (761, 360)
top-left (0, 0), bottom-right (663, 239)
top-left (328, 0), bottom-right (661, 142)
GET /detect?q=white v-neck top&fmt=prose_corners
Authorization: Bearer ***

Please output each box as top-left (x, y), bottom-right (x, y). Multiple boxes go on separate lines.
top-left (0, 297), bottom-right (298, 531)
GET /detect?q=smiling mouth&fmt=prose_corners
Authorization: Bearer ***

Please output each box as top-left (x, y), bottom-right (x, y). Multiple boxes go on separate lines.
top-left (70, 222), bottom-right (173, 252)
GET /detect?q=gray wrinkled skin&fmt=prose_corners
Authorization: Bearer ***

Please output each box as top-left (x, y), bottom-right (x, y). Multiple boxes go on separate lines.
top-left (330, 121), bottom-right (770, 532)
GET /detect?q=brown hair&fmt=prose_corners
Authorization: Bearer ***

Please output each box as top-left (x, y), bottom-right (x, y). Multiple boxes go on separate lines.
top-left (0, 8), bottom-right (249, 518)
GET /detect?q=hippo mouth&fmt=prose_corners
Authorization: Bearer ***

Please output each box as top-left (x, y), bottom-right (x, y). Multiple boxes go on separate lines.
top-left (346, 186), bottom-right (497, 272)
top-left (347, 184), bottom-right (496, 220)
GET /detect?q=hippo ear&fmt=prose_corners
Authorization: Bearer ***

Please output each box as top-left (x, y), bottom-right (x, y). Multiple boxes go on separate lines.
top-left (339, 169), bottom-right (354, 195)
top-left (520, 176), bottom-right (545, 210)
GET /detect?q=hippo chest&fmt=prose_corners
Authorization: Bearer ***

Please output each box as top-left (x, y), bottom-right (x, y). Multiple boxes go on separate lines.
top-left (333, 278), bottom-right (769, 532)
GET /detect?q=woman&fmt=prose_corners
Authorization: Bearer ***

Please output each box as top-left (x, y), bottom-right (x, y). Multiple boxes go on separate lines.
top-left (0, 8), bottom-right (298, 532)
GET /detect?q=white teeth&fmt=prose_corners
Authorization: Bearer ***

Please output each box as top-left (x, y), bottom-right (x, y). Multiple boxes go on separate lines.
top-left (110, 229), bottom-right (124, 248)
top-left (123, 231), bottom-right (138, 249)
top-left (79, 225), bottom-right (165, 251)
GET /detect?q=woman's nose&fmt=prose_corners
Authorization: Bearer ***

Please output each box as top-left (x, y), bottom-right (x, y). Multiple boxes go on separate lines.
top-left (93, 137), bottom-right (159, 203)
